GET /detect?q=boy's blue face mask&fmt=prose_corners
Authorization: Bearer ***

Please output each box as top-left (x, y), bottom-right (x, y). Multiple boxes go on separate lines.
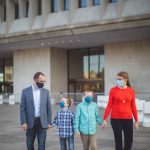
top-left (59, 101), bottom-right (65, 108)
top-left (84, 96), bottom-right (93, 103)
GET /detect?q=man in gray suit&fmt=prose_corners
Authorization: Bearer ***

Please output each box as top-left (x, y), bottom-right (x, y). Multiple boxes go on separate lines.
top-left (20, 72), bottom-right (52, 150)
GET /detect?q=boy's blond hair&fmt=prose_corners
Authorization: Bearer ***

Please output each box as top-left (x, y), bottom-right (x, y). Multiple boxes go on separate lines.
top-left (83, 90), bottom-right (94, 96)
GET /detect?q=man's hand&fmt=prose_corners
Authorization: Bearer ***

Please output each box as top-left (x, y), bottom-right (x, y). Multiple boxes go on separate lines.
top-left (47, 124), bottom-right (52, 129)
top-left (21, 123), bottom-right (28, 131)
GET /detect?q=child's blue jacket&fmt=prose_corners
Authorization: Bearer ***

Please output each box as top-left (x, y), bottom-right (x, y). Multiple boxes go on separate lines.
top-left (74, 101), bottom-right (101, 135)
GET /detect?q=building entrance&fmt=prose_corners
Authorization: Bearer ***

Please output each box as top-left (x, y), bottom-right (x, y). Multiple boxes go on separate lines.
top-left (68, 47), bottom-right (104, 101)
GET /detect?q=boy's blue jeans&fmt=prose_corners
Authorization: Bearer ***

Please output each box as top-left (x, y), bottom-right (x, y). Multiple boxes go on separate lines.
top-left (59, 135), bottom-right (74, 150)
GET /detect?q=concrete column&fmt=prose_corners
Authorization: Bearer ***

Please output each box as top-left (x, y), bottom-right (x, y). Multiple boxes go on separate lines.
top-left (100, 0), bottom-right (108, 19)
top-left (58, 0), bottom-right (63, 12)
top-left (70, 0), bottom-right (78, 23)
top-left (28, 0), bottom-right (37, 29)
top-left (0, 4), bottom-right (2, 22)
top-left (117, 0), bottom-right (124, 17)
top-left (42, 0), bottom-right (50, 27)
top-left (13, 48), bottom-right (51, 103)
top-left (87, 0), bottom-right (93, 7)
top-left (50, 48), bottom-right (68, 94)
top-left (29, 0), bottom-right (37, 18)
top-left (6, 0), bottom-right (15, 31)
top-left (18, 0), bottom-right (26, 18)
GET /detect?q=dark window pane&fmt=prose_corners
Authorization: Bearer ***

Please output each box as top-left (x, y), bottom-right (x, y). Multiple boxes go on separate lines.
top-left (99, 55), bottom-right (104, 79)
top-left (4, 6), bottom-right (6, 21)
top-left (4, 66), bottom-right (13, 82)
top-left (37, 0), bottom-right (42, 15)
top-left (90, 55), bottom-right (99, 79)
top-left (51, 0), bottom-right (58, 12)
top-left (0, 58), bottom-right (13, 93)
top-left (109, 0), bottom-right (117, 3)
top-left (69, 49), bottom-right (88, 79)
top-left (0, 60), bottom-right (4, 82)
top-left (15, 3), bottom-right (19, 19)
top-left (26, 1), bottom-right (29, 17)
top-left (79, 0), bottom-right (87, 8)
top-left (64, 0), bottom-right (69, 10)
top-left (93, 0), bottom-right (100, 6)
top-left (83, 55), bottom-right (89, 79)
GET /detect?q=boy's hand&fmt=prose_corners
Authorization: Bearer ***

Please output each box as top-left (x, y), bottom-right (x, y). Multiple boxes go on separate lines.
top-left (76, 132), bottom-right (81, 138)
top-left (102, 120), bottom-right (107, 128)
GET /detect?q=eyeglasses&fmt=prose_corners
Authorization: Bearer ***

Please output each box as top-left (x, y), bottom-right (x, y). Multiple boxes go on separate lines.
top-left (116, 77), bottom-right (123, 80)
top-left (38, 80), bottom-right (46, 83)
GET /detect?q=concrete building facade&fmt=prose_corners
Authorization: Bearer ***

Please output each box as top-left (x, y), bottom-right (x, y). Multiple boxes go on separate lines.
top-left (0, 0), bottom-right (150, 102)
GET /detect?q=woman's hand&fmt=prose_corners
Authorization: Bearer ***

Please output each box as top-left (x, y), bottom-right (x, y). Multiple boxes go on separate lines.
top-left (134, 121), bottom-right (139, 130)
top-left (102, 120), bottom-right (107, 128)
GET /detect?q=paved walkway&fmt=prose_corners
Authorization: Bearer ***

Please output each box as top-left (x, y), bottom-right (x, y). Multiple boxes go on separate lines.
top-left (0, 104), bottom-right (150, 150)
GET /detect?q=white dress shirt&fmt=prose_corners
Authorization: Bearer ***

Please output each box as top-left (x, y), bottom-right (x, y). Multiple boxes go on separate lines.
top-left (32, 85), bottom-right (40, 118)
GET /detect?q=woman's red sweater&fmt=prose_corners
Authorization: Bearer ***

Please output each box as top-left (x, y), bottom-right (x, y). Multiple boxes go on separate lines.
top-left (103, 86), bottom-right (138, 122)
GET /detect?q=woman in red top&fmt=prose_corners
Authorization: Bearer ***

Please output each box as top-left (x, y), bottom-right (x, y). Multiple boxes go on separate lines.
top-left (102, 71), bottom-right (138, 150)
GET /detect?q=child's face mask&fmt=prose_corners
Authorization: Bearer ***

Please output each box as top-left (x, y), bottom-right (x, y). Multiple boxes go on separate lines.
top-left (84, 96), bottom-right (93, 103)
top-left (59, 101), bottom-right (65, 108)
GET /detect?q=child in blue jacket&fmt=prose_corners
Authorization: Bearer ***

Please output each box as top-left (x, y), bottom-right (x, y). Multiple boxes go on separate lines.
top-left (74, 90), bottom-right (102, 150)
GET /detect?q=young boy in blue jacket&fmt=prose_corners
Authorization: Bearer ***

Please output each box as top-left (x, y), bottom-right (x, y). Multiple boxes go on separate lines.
top-left (74, 90), bottom-right (102, 150)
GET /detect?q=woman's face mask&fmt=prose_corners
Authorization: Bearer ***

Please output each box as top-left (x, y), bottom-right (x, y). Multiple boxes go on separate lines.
top-left (117, 79), bottom-right (124, 87)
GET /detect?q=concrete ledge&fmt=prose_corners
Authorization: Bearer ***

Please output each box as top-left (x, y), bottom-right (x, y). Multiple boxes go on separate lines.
top-left (0, 100), bottom-right (3, 104)
top-left (0, 95), bottom-right (3, 104)
top-left (9, 95), bottom-right (15, 105)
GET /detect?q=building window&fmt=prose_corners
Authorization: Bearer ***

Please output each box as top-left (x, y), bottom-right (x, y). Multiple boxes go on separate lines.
top-left (109, 0), bottom-right (117, 3)
top-left (0, 58), bottom-right (13, 93)
top-left (51, 0), bottom-right (58, 12)
top-left (4, 6), bottom-right (6, 21)
top-left (1, 5), bottom-right (6, 22)
top-left (79, 0), bottom-right (87, 8)
top-left (15, 3), bottom-right (19, 19)
top-left (68, 47), bottom-right (104, 97)
top-left (25, 1), bottom-right (29, 17)
top-left (64, 0), bottom-right (69, 11)
top-left (93, 0), bottom-right (100, 6)
top-left (37, 0), bottom-right (42, 15)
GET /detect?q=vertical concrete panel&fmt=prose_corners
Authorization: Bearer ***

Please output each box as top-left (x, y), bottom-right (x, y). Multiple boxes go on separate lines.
top-left (105, 40), bottom-right (150, 100)
top-left (50, 48), bottom-right (68, 94)
top-left (13, 48), bottom-right (50, 102)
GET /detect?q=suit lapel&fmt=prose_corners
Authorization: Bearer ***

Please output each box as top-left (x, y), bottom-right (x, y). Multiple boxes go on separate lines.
top-left (29, 86), bottom-right (35, 108)
top-left (40, 88), bottom-right (45, 106)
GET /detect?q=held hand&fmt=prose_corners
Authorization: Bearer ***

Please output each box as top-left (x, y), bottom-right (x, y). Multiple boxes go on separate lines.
top-left (21, 123), bottom-right (28, 131)
top-left (134, 121), bottom-right (139, 131)
top-left (47, 124), bottom-right (53, 129)
top-left (76, 132), bottom-right (81, 138)
top-left (102, 120), bottom-right (107, 129)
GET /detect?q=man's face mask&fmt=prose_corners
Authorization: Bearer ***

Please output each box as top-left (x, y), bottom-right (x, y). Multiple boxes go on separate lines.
top-left (36, 81), bottom-right (44, 88)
